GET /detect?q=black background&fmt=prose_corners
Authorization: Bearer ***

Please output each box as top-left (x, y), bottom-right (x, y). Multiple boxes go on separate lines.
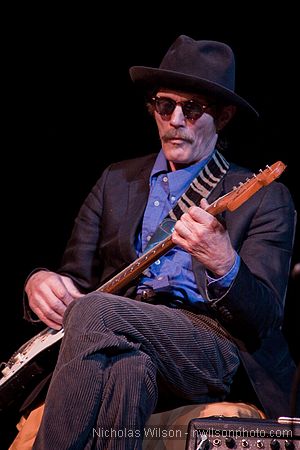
top-left (1, 5), bottom-right (299, 446)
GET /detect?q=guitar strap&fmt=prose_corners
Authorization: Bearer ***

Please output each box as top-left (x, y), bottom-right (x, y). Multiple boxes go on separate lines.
top-left (145, 150), bottom-right (229, 251)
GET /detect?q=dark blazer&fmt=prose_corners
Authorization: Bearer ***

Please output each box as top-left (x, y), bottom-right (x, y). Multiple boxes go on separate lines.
top-left (59, 153), bottom-right (297, 418)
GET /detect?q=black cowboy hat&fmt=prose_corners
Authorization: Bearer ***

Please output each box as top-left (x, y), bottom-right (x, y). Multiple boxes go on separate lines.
top-left (129, 35), bottom-right (258, 117)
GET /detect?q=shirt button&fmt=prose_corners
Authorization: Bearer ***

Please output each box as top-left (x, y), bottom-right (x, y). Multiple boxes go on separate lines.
top-left (146, 235), bottom-right (152, 241)
top-left (162, 176), bottom-right (168, 183)
top-left (154, 200), bottom-right (160, 206)
top-left (171, 196), bottom-right (176, 203)
top-left (155, 260), bottom-right (161, 265)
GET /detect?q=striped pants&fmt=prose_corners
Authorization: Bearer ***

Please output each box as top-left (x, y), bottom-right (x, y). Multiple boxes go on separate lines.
top-left (33, 292), bottom-right (239, 450)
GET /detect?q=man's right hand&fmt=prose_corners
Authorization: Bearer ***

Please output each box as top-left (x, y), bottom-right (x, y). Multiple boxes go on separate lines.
top-left (25, 270), bottom-right (83, 329)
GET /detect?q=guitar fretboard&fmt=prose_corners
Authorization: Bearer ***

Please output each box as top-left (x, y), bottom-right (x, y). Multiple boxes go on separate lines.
top-left (98, 236), bottom-right (173, 294)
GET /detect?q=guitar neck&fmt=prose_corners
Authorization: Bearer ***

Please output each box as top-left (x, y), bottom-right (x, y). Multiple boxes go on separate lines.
top-left (97, 235), bottom-right (173, 294)
top-left (96, 200), bottom-right (223, 295)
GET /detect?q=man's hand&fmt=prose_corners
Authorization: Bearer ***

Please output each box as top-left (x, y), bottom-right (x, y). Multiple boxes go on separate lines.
top-left (25, 270), bottom-right (83, 329)
top-left (172, 199), bottom-right (236, 277)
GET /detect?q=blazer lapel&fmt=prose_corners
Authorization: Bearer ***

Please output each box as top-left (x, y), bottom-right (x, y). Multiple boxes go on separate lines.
top-left (118, 166), bottom-right (151, 264)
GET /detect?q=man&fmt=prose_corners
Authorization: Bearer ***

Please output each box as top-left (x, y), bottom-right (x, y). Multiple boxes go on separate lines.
top-left (25, 35), bottom-right (296, 449)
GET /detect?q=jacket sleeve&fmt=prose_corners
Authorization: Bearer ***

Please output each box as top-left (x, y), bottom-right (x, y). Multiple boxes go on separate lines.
top-left (205, 181), bottom-right (296, 341)
top-left (57, 165), bottom-right (112, 292)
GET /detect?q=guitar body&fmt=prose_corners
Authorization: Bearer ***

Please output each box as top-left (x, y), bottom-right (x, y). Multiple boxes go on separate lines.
top-left (0, 328), bottom-right (63, 412)
top-left (0, 161), bottom-right (286, 413)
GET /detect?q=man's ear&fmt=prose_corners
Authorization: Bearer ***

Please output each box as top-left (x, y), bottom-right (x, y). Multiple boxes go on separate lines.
top-left (216, 105), bottom-right (237, 131)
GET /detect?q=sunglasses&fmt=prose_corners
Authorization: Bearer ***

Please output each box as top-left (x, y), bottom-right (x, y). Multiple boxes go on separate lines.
top-left (151, 96), bottom-right (213, 121)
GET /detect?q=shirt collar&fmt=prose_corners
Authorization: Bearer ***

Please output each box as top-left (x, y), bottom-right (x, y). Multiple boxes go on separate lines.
top-left (150, 149), bottom-right (169, 178)
top-left (150, 148), bottom-right (217, 197)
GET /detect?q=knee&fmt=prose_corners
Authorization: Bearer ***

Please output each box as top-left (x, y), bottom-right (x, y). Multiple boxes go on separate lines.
top-left (63, 292), bottom-right (112, 328)
top-left (63, 292), bottom-right (133, 335)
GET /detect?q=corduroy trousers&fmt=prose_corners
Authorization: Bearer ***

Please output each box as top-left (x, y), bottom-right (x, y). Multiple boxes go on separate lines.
top-left (32, 292), bottom-right (239, 450)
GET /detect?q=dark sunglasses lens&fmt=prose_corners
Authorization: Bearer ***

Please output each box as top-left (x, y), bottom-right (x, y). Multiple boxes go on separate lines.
top-left (182, 102), bottom-right (203, 120)
top-left (155, 98), bottom-right (176, 116)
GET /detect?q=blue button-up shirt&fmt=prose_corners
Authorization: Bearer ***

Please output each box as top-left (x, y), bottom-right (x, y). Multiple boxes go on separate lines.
top-left (136, 149), bottom-right (240, 308)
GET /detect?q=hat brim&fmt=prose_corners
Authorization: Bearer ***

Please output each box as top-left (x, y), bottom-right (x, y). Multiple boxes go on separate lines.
top-left (129, 66), bottom-right (259, 118)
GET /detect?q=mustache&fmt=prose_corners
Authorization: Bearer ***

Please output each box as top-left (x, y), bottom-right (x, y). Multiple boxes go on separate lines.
top-left (162, 129), bottom-right (194, 144)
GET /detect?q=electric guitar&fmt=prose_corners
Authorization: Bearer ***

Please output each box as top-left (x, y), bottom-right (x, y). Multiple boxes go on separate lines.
top-left (0, 161), bottom-right (286, 412)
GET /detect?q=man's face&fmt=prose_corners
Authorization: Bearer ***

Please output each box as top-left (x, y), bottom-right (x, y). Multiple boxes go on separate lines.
top-left (153, 89), bottom-right (218, 170)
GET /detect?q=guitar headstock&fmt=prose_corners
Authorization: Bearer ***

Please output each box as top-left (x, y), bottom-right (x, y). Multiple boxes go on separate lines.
top-left (207, 161), bottom-right (287, 215)
top-left (254, 161), bottom-right (287, 185)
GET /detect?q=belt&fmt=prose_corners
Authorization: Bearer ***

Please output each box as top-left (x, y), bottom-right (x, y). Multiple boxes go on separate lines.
top-left (134, 288), bottom-right (214, 317)
top-left (135, 288), bottom-right (186, 308)
top-left (135, 288), bottom-right (156, 301)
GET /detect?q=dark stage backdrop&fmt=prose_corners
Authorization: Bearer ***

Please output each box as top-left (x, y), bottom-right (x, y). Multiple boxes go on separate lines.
top-left (2, 7), bottom-right (299, 426)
